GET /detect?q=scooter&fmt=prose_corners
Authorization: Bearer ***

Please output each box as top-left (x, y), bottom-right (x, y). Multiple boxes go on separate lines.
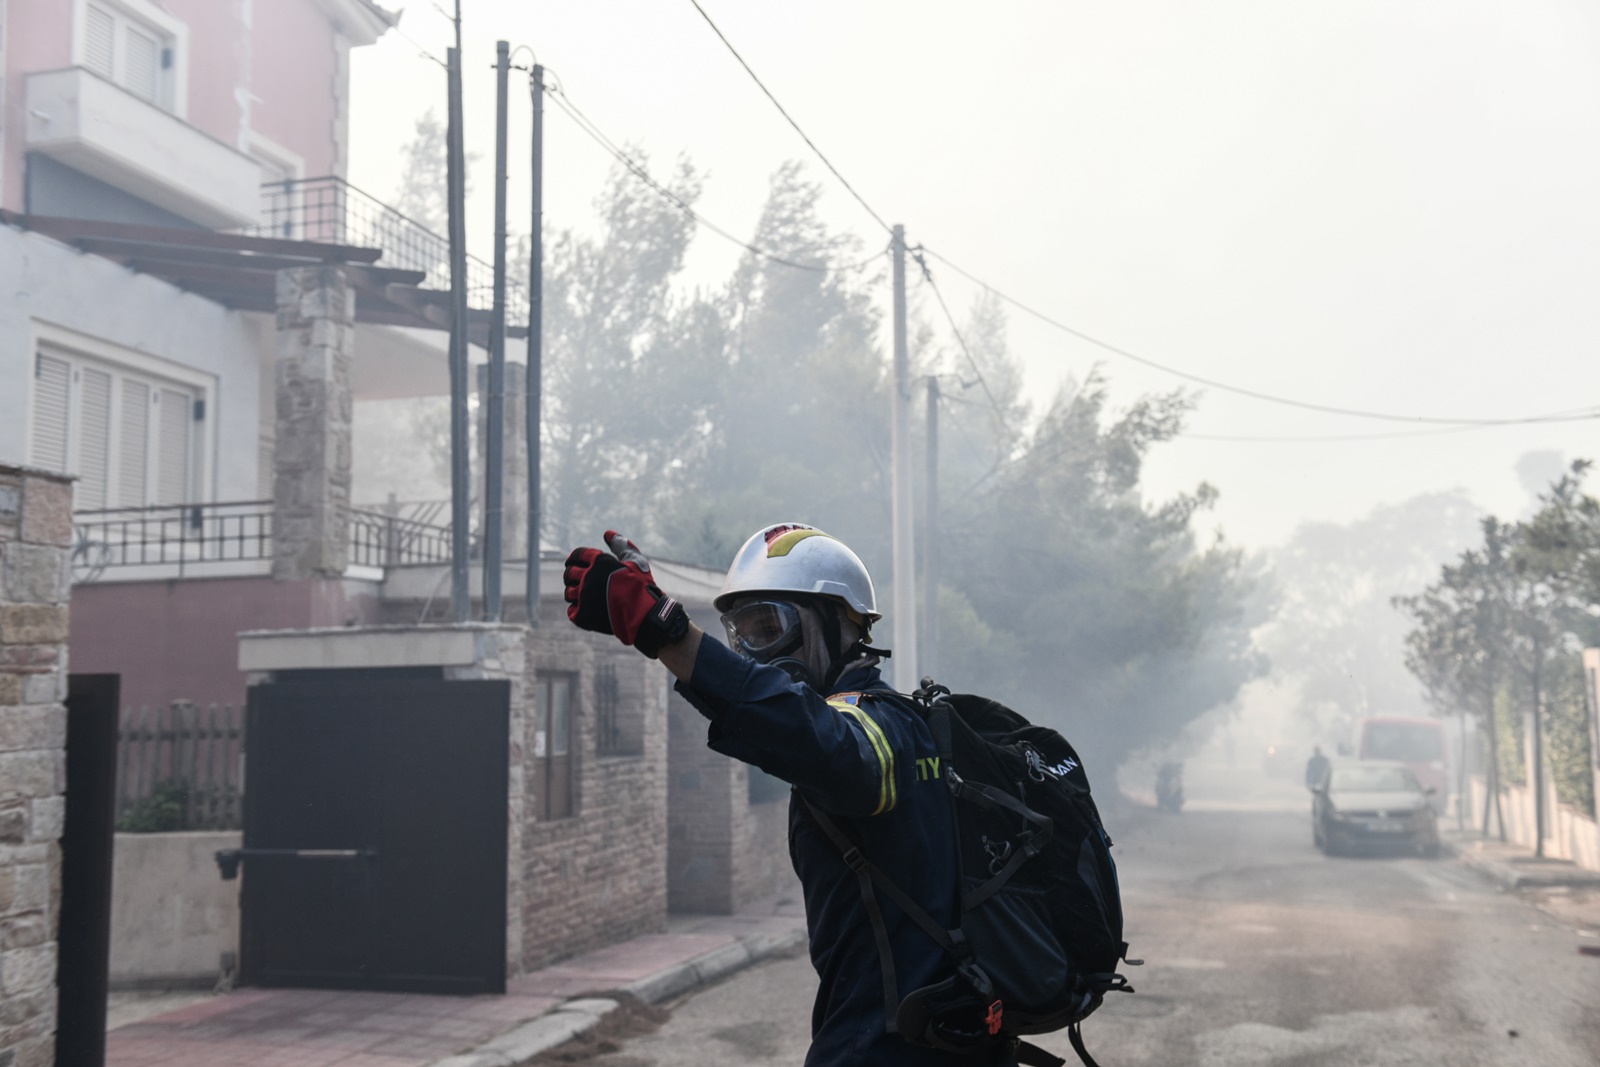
top-left (1155, 762), bottom-right (1184, 812)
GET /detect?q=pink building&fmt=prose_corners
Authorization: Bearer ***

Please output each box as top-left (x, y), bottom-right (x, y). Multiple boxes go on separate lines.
top-left (0, 6), bottom-right (792, 1030)
top-left (0, 0), bottom-right (451, 715)
top-left (2, 0), bottom-right (390, 222)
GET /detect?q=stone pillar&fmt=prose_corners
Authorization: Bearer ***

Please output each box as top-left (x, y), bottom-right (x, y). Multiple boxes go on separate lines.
top-left (476, 362), bottom-right (528, 561)
top-left (272, 266), bottom-right (353, 581)
top-left (0, 464), bottom-right (73, 1067)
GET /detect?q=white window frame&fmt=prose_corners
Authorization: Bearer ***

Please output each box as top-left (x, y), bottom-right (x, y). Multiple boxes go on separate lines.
top-left (27, 321), bottom-right (215, 510)
top-left (71, 0), bottom-right (190, 118)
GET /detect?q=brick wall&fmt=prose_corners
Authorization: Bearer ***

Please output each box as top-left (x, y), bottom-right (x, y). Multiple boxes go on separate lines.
top-left (519, 600), bottom-right (668, 968)
top-left (735, 789), bottom-right (797, 909)
top-left (667, 690), bottom-right (736, 913)
top-left (667, 692), bottom-right (798, 913)
top-left (0, 465), bottom-right (73, 1067)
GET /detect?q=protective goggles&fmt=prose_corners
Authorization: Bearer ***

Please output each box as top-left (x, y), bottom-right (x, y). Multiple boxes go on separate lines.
top-left (720, 600), bottom-right (804, 660)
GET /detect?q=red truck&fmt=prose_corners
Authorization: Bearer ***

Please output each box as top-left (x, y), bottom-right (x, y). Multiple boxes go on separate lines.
top-left (1355, 716), bottom-right (1448, 811)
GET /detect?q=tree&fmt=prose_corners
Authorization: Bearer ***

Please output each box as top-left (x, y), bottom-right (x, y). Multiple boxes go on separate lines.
top-left (938, 375), bottom-right (1268, 771)
top-left (654, 162), bottom-right (889, 570)
top-left (1264, 492), bottom-right (1482, 740)
top-left (1398, 463), bottom-right (1600, 840)
top-left (392, 108), bottom-right (468, 237)
top-left (539, 153), bottom-right (720, 547)
top-left (1395, 518), bottom-right (1514, 836)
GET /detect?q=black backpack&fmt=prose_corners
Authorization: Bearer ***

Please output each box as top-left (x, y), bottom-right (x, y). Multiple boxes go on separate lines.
top-left (801, 681), bottom-right (1137, 1067)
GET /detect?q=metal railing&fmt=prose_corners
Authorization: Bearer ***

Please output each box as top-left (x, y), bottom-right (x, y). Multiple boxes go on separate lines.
top-left (349, 507), bottom-right (453, 567)
top-left (242, 176), bottom-right (525, 326)
top-left (117, 702), bottom-right (243, 832)
top-left (73, 500), bottom-right (273, 580)
top-left (73, 500), bottom-right (456, 577)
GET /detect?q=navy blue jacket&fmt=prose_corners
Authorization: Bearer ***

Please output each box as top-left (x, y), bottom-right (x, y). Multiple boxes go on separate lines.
top-left (677, 637), bottom-right (1011, 1066)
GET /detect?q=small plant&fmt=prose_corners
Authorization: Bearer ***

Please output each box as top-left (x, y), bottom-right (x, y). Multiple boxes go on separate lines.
top-left (118, 779), bottom-right (190, 833)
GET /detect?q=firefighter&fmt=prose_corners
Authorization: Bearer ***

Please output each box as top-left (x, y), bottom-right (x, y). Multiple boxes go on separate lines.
top-left (563, 524), bottom-right (1007, 1066)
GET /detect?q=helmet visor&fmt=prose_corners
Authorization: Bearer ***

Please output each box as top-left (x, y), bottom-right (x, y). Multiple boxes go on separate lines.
top-left (721, 600), bottom-right (803, 660)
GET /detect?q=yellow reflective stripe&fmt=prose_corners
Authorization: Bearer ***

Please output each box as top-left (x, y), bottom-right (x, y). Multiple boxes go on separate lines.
top-left (837, 705), bottom-right (897, 815)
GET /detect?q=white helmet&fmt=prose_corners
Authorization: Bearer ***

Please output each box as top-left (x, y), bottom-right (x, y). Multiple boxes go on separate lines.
top-left (715, 523), bottom-right (880, 621)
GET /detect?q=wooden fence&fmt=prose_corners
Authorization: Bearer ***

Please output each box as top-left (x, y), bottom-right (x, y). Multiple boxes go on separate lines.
top-left (116, 703), bottom-right (243, 831)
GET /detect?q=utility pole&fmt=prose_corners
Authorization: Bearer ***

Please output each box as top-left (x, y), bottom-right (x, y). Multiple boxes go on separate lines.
top-left (525, 63), bottom-right (545, 624)
top-left (1528, 657), bottom-right (1546, 858)
top-left (445, 27), bottom-right (471, 623)
top-left (483, 40), bottom-right (510, 621)
top-left (1585, 649), bottom-right (1600, 839)
top-left (890, 225), bottom-right (918, 690)
top-left (921, 375), bottom-right (939, 681)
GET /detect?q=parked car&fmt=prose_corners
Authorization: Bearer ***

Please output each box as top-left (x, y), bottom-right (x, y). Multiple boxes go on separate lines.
top-left (1312, 759), bottom-right (1439, 858)
top-left (1355, 716), bottom-right (1448, 812)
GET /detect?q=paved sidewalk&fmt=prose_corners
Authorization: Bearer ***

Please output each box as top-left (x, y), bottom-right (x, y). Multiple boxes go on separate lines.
top-left (1441, 828), bottom-right (1600, 890)
top-left (106, 894), bottom-right (807, 1067)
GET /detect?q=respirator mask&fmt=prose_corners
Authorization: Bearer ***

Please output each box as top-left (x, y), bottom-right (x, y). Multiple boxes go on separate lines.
top-left (721, 597), bottom-right (864, 692)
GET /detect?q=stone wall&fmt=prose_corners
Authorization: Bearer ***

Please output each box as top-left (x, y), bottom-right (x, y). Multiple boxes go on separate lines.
top-left (520, 599), bottom-right (668, 968)
top-left (272, 265), bottom-right (353, 581)
top-left (0, 464), bottom-right (73, 1067)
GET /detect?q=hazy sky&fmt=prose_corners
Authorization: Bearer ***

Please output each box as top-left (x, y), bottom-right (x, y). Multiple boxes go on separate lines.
top-left (348, 1), bottom-right (1600, 551)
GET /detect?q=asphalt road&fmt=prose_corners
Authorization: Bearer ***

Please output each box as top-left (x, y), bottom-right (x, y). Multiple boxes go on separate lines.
top-left (580, 767), bottom-right (1600, 1066)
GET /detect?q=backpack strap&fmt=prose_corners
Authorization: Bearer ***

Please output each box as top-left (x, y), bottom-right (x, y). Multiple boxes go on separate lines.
top-left (798, 793), bottom-right (986, 1036)
top-left (1066, 1022), bottom-right (1102, 1067)
top-left (795, 793), bottom-right (901, 1030)
top-left (1018, 1040), bottom-right (1068, 1067)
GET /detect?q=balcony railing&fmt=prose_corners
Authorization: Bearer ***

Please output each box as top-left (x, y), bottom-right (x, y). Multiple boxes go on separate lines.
top-left (239, 176), bottom-right (526, 326)
top-left (73, 501), bottom-right (274, 580)
top-left (349, 507), bottom-right (453, 568)
top-left (72, 500), bottom-right (454, 581)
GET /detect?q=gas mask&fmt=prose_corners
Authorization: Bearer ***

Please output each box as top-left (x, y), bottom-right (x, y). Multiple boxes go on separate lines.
top-left (720, 596), bottom-right (868, 693)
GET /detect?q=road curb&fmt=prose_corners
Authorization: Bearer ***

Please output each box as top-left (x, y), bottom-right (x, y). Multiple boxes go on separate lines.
top-left (427, 927), bottom-right (807, 1066)
top-left (1452, 841), bottom-right (1600, 891)
top-left (426, 998), bottom-right (618, 1067)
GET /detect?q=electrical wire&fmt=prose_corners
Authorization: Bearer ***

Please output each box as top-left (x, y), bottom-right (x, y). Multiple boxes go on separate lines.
top-left (387, 21), bottom-right (448, 68)
top-left (546, 80), bottom-right (888, 274)
top-left (908, 246), bottom-right (1006, 425)
top-left (1180, 422), bottom-right (1562, 443)
top-left (918, 247), bottom-right (1599, 428)
top-left (686, 0), bottom-right (893, 235)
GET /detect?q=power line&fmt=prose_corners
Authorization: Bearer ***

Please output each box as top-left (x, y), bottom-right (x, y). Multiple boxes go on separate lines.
top-left (908, 246), bottom-right (1006, 425)
top-left (1180, 421), bottom-right (1584, 443)
top-left (386, 19), bottom-right (448, 67)
top-left (918, 247), bottom-right (1599, 428)
top-left (685, 0), bottom-right (893, 235)
top-left (546, 80), bottom-right (887, 274)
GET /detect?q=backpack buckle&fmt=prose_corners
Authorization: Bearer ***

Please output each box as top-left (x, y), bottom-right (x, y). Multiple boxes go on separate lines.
top-left (840, 846), bottom-right (868, 873)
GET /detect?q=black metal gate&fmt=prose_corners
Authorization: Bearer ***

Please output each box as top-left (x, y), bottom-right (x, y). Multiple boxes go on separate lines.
top-left (238, 678), bottom-right (509, 994)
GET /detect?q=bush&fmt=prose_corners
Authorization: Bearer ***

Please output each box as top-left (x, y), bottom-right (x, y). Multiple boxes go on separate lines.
top-left (117, 779), bottom-right (190, 833)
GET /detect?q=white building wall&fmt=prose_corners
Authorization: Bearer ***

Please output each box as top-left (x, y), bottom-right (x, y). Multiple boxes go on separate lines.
top-left (0, 225), bottom-right (263, 502)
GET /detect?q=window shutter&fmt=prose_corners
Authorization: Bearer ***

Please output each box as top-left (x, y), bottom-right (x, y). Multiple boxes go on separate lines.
top-left (76, 367), bottom-right (113, 510)
top-left (155, 388), bottom-right (191, 505)
top-left (30, 353), bottom-right (71, 473)
top-left (84, 5), bottom-right (115, 79)
top-left (117, 381), bottom-right (150, 507)
top-left (123, 23), bottom-right (162, 102)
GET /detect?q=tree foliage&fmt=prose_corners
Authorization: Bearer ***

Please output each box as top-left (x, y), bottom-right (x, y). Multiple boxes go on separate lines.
top-left (1264, 492), bottom-right (1481, 740)
top-left (363, 146), bottom-right (1267, 773)
top-left (1397, 463), bottom-right (1599, 820)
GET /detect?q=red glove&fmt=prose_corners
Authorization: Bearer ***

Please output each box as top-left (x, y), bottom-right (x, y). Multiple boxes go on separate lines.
top-left (563, 531), bottom-right (689, 659)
